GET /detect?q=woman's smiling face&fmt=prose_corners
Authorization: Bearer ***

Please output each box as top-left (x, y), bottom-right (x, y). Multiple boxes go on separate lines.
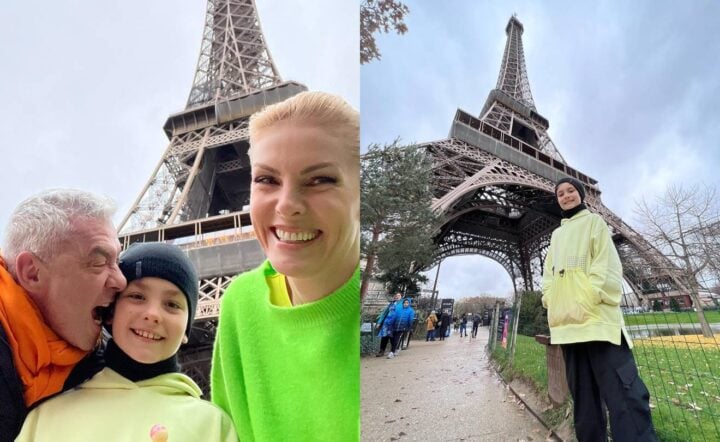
top-left (249, 121), bottom-right (360, 281)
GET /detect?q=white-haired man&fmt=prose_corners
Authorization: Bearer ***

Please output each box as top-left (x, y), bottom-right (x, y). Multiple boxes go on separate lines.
top-left (0, 189), bottom-right (126, 441)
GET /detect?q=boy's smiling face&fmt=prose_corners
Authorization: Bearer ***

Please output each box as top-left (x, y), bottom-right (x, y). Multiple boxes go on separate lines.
top-left (110, 277), bottom-right (188, 364)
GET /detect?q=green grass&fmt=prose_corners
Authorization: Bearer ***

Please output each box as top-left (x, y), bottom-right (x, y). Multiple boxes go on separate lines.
top-left (624, 310), bottom-right (720, 326)
top-left (492, 334), bottom-right (548, 393)
top-left (490, 334), bottom-right (720, 441)
top-left (633, 344), bottom-right (720, 441)
top-left (491, 335), bottom-right (570, 427)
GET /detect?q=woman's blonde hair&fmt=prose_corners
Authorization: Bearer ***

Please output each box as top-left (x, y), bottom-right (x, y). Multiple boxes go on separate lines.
top-left (248, 91), bottom-right (359, 161)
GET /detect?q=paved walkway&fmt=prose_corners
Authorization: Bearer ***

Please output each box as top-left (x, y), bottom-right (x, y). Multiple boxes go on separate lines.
top-left (361, 329), bottom-right (549, 441)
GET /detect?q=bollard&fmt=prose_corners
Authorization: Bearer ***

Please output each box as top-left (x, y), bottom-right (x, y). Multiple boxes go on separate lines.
top-left (534, 335), bottom-right (569, 406)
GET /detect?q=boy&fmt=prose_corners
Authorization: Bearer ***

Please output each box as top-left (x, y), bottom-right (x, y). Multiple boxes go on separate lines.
top-left (16, 242), bottom-right (237, 441)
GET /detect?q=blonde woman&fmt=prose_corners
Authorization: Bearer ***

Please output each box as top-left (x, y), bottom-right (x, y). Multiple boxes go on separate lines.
top-left (211, 91), bottom-right (359, 441)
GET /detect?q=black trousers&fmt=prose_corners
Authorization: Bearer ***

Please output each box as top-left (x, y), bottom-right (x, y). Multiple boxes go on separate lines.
top-left (377, 336), bottom-right (392, 354)
top-left (471, 324), bottom-right (479, 338)
top-left (403, 331), bottom-right (412, 349)
top-left (391, 331), bottom-right (405, 352)
top-left (561, 337), bottom-right (658, 442)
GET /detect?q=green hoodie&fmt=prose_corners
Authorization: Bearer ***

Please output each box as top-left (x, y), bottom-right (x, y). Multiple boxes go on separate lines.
top-left (541, 209), bottom-right (632, 347)
top-left (16, 368), bottom-right (237, 441)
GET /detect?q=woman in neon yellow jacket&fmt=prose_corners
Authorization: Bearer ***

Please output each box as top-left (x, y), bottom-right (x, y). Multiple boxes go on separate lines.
top-left (542, 177), bottom-right (657, 442)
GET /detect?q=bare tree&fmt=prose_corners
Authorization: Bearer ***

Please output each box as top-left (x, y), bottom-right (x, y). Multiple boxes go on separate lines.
top-left (360, 0), bottom-right (409, 64)
top-left (635, 184), bottom-right (719, 337)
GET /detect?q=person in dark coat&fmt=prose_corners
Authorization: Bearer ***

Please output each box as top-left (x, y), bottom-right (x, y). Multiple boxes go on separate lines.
top-left (471, 313), bottom-right (482, 338)
top-left (438, 310), bottom-right (450, 341)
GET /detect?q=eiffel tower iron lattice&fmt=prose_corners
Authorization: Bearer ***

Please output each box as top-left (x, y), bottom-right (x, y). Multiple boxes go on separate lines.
top-left (423, 15), bottom-right (689, 306)
top-left (117, 0), bottom-right (308, 393)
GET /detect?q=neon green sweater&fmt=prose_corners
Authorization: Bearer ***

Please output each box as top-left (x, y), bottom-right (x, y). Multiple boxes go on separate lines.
top-left (211, 260), bottom-right (360, 442)
top-left (541, 209), bottom-right (632, 347)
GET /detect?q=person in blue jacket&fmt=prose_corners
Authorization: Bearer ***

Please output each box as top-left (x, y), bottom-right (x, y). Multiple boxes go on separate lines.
top-left (375, 295), bottom-right (402, 358)
top-left (388, 298), bottom-right (415, 358)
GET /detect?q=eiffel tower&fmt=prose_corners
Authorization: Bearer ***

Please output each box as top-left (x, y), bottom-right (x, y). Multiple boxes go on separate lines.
top-left (117, 0), bottom-right (307, 393)
top-left (423, 15), bottom-right (690, 308)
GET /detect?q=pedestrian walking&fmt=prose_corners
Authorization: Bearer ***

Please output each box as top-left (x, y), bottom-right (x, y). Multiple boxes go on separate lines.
top-left (375, 294), bottom-right (402, 357)
top-left (542, 177), bottom-right (657, 441)
top-left (459, 314), bottom-right (468, 337)
top-left (426, 310), bottom-right (438, 341)
top-left (438, 310), bottom-right (450, 341)
top-left (389, 298), bottom-right (414, 358)
top-left (471, 313), bottom-right (481, 338)
top-left (404, 313), bottom-right (418, 349)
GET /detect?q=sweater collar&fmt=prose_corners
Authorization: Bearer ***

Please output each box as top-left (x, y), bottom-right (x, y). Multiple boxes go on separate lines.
top-left (560, 202), bottom-right (587, 219)
top-left (104, 338), bottom-right (179, 382)
top-left (261, 260), bottom-right (359, 328)
top-left (560, 207), bottom-right (590, 225)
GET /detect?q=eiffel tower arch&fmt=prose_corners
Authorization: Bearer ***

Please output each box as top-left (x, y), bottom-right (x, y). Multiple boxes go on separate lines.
top-left (423, 16), bottom-right (688, 308)
top-left (117, 0), bottom-right (308, 394)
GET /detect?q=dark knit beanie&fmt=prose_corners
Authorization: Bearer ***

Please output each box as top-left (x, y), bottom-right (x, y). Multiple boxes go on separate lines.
top-left (118, 242), bottom-right (198, 337)
top-left (554, 177), bottom-right (586, 202)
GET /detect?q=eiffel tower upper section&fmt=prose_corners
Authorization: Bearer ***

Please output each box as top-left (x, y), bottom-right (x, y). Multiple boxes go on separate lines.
top-left (119, 0), bottom-right (307, 236)
top-left (478, 15), bottom-right (565, 164)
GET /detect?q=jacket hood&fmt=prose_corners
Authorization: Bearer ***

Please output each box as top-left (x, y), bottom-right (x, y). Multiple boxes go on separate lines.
top-left (79, 367), bottom-right (202, 398)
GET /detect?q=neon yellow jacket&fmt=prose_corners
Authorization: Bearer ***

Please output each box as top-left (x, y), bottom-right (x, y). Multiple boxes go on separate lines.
top-left (16, 368), bottom-right (237, 441)
top-left (541, 209), bottom-right (632, 347)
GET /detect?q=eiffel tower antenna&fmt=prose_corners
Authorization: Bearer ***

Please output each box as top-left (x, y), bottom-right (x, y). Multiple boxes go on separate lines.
top-left (496, 14), bottom-right (535, 109)
top-left (480, 15), bottom-right (565, 163)
top-left (424, 15), bottom-right (687, 307)
top-left (117, 0), bottom-right (307, 394)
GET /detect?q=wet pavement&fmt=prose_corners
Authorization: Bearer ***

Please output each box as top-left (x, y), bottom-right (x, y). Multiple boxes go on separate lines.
top-left (361, 328), bottom-right (550, 441)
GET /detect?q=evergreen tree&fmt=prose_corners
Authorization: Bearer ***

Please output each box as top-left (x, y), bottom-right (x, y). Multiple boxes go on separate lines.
top-left (652, 300), bottom-right (663, 312)
top-left (669, 297), bottom-right (681, 312)
top-left (361, 141), bottom-right (438, 299)
top-left (517, 291), bottom-right (549, 336)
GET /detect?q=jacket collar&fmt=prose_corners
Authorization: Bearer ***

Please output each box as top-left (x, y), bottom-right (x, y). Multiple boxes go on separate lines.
top-left (560, 209), bottom-right (590, 225)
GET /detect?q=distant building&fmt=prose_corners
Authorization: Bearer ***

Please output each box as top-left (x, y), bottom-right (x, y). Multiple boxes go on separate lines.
top-left (643, 289), bottom-right (719, 310)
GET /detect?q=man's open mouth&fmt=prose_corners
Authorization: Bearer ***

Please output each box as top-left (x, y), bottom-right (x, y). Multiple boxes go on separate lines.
top-left (92, 305), bottom-right (111, 326)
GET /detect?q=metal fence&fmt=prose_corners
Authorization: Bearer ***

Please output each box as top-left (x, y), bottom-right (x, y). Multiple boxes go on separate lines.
top-left (492, 273), bottom-right (720, 441)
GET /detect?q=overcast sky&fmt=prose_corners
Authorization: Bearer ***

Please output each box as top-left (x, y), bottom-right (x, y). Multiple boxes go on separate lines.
top-left (361, 1), bottom-right (720, 300)
top-left (0, 0), bottom-right (358, 236)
